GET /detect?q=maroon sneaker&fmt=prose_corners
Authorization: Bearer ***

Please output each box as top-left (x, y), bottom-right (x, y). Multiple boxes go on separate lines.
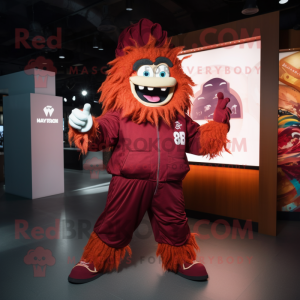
top-left (68, 261), bottom-right (103, 284)
top-left (177, 261), bottom-right (208, 281)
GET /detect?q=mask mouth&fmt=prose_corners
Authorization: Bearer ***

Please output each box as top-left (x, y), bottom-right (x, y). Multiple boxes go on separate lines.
top-left (129, 76), bottom-right (177, 107)
top-left (134, 84), bottom-right (170, 103)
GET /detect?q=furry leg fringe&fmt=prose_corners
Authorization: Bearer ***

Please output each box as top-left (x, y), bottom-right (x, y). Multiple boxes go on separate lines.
top-left (199, 121), bottom-right (230, 159)
top-left (68, 117), bottom-right (99, 154)
top-left (81, 232), bottom-right (132, 272)
top-left (156, 233), bottom-right (200, 272)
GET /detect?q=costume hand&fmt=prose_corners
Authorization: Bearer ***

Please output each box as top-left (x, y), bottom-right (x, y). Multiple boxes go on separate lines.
top-left (213, 92), bottom-right (231, 124)
top-left (69, 103), bottom-right (93, 133)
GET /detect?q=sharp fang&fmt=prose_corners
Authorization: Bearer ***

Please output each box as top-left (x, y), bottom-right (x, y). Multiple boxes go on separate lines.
top-left (147, 87), bottom-right (154, 91)
top-left (161, 88), bottom-right (167, 91)
top-left (138, 86), bottom-right (144, 90)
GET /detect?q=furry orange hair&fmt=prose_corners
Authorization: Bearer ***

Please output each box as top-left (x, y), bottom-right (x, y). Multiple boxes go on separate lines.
top-left (98, 36), bottom-right (195, 126)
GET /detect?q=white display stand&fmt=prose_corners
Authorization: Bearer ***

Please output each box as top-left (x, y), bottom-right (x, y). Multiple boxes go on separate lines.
top-left (0, 69), bottom-right (64, 199)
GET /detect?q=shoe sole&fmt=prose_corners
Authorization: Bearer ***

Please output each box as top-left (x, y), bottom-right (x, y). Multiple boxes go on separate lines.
top-left (177, 272), bottom-right (208, 281)
top-left (68, 272), bottom-right (103, 284)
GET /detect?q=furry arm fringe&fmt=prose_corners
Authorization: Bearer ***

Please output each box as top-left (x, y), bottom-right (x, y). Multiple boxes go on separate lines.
top-left (68, 117), bottom-right (100, 154)
top-left (199, 121), bottom-right (230, 159)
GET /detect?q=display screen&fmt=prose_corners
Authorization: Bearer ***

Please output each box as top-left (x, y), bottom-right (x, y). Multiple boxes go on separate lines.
top-left (178, 41), bottom-right (261, 167)
top-left (277, 50), bottom-right (300, 212)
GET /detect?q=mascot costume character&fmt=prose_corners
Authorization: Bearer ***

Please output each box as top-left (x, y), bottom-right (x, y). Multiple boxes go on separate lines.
top-left (67, 19), bottom-right (231, 284)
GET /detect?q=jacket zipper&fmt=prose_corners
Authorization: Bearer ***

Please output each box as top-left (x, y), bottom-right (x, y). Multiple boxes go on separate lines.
top-left (154, 123), bottom-right (160, 195)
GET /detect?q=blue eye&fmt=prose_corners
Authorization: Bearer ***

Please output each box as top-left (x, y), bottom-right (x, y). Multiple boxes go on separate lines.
top-left (155, 65), bottom-right (170, 78)
top-left (137, 66), bottom-right (154, 77)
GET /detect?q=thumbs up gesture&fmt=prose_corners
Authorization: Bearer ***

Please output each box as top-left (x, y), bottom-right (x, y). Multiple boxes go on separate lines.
top-left (68, 103), bottom-right (93, 133)
top-left (213, 92), bottom-right (232, 124)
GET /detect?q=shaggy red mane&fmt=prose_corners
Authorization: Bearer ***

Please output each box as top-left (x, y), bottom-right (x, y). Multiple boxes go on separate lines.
top-left (98, 36), bottom-right (194, 126)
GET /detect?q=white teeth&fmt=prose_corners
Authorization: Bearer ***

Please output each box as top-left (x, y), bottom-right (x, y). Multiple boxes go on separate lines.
top-left (147, 87), bottom-right (154, 91)
top-left (138, 86), bottom-right (144, 90)
top-left (161, 88), bottom-right (167, 91)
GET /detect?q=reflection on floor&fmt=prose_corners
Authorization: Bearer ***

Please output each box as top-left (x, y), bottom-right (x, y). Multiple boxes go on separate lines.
top-left (0, 169), bottom-right (300, 300)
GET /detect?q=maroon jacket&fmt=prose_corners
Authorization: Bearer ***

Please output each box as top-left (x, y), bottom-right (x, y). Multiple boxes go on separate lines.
top-left (93, 111), bottom-right (201, 183)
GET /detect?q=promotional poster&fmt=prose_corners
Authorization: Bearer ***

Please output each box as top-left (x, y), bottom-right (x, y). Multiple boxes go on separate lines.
top-left (278, 51), bottom-right (300, 212)
top-left (179, 41), bottom-right (261, 167)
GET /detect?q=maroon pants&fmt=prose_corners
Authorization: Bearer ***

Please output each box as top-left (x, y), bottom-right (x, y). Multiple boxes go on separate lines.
top-left (94, 175), bottom-right (190, 248)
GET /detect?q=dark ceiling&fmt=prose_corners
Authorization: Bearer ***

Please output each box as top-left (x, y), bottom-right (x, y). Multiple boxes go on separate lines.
top-left (0, 0), bottom-right (299, 107)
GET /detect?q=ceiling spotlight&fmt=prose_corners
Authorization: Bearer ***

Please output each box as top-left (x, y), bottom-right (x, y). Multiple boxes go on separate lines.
top-left (59, 49), bottom-right (65, 59)
top-left (82, 90), bottom-right (87, 96)
top-left (64, 98), bottom-right (67, 102)
top-left (242, 0), bottom-right (259, 15)
top-left (126, 0), bottom-right (133, 11)
top-left (98, 41), bottom-right (104, 50)
top-left (93, 36), bottom-right (99, 49)
top-left (279, 0), bottom-right (289, 3)
top-left (72, 96), bottom-right (76, 101)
